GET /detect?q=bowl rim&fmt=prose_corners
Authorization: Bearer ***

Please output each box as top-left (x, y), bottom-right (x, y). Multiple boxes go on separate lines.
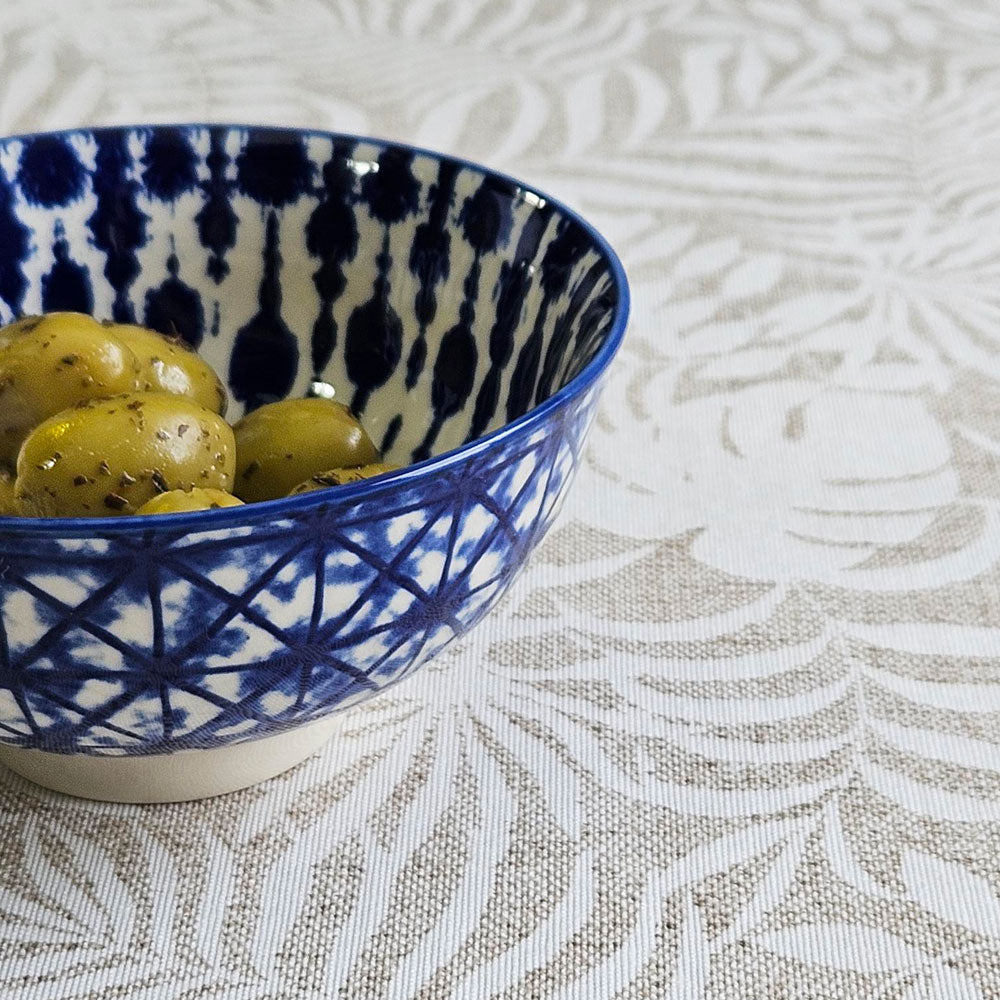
top-left (0, 122), bottom-right (630, 536)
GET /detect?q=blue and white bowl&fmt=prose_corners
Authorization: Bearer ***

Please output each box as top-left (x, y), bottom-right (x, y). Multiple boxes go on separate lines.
top-left (0, 125), bottom-right (628, 802)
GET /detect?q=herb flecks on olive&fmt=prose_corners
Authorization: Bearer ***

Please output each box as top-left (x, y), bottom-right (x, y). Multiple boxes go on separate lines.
top-left (15, 392), bottom-right (236, 517)
top-left (0, 312), bottom-right (233, 467)
top-left (110, 322), bottom-right (228, 416)
top-left (0, 312), bottom-right (396, 518)
top-left (136, 488), bottom-right (243, 515)
top-left (0, 312), bottom-right (142, 465)
top-left (288, 463), bottom-right (400, 494)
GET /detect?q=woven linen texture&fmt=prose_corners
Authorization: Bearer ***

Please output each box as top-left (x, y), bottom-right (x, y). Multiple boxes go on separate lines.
top-left (3, 1), bottom-right (1000, 997)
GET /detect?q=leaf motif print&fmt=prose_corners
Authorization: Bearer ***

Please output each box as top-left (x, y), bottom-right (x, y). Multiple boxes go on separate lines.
top-left (758, 922), bottom-right (931, 974)
top-left (664, 893), bottom-right (711, 1000)
top-left (902, 852), bottom-right (1000, 940)
top-left (3, 1), bottom-right (1000, 998)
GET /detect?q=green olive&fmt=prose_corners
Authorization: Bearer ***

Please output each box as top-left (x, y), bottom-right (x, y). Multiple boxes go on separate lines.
top-left (0, 312), bottom-right (141, 464)
top-left (0, 466), bottom-right (18, 515)
top-left (136, 487), bottom-right (243, 515)
top-left (110, 322), bottom-right (228, 416)
top-left (15, 392), bottom-right (236, 517)
top-left (234, 397), bottom-right (380, 503)
top-left (289, 463), bottom-right (400, 495)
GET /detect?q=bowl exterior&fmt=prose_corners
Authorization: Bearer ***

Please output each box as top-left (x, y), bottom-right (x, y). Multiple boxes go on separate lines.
top-left (0, 383), bottom-right (599, 756)
top-left (0, 124), bottom-right (627, 763)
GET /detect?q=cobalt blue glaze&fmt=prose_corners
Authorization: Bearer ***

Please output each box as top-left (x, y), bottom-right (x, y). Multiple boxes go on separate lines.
top-left (141, 127), bottom-right (199, 202)
top-left (379, 413), bottom-right (403, 455)
top-left (0, 163), bottom-right (31, 316)
top-left (307, 139), bottom-right (359, 376)
top-left (507, 218), bottom-right (590, 423)
top-left (89, 131), bottom-right (149, 323)
top-left (197, 127), bottom-right (239, 283)
top-left (413, 181), bottom-right (510, 460)
top-left (236, 129), bottom-right (314, 207)
top-left (144, 249), bottom-right (206, 348)
top-left (405, 158), bottom-right (457, 390)
top-left (468, 204), bottom-right (551, 443)
top-left (536, 257), bottom-right (607, 407)
top-left (0, 125), bottom-right (628, 758)
top-left (17, 135), bottom-right (87, 208)
top-left (228, 211), bottom-right (298, 409)
top-left (345, 230), bottom-right (403, 415)
top-left (42, 222), bottom-right (94, 314)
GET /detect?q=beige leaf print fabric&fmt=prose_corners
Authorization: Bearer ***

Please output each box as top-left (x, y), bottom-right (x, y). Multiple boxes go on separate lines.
top-left (3, 1), bottom-right (1000, 997)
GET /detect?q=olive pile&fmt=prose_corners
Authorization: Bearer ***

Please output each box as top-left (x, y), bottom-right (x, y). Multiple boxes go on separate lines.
top-left (0, 313), bottom-right (396, 517)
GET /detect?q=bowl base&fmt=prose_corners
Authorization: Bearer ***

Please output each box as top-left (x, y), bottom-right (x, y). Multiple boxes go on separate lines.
top-left (0, 715), bottom-right (341, 803)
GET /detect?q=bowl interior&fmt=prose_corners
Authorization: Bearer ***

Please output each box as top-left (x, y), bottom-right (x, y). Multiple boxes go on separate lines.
top-left (0, 125), bottom-right (622, 465)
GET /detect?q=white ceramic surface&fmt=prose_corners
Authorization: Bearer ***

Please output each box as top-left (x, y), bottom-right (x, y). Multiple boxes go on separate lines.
top-left (0, 715), bottom-right (341, 802)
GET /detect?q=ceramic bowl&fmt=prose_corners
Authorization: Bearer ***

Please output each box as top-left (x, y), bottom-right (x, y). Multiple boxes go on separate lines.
top-left (0, 124), bottom-right (628, 802)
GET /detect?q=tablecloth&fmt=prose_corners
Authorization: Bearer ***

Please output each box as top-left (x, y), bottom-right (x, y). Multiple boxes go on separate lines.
top-left (2, 1), bottom-right (1000, 997)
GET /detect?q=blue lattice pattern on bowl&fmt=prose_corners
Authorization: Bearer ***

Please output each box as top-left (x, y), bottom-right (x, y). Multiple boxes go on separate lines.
top-left (0, 125), bottom-right (627, 757)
